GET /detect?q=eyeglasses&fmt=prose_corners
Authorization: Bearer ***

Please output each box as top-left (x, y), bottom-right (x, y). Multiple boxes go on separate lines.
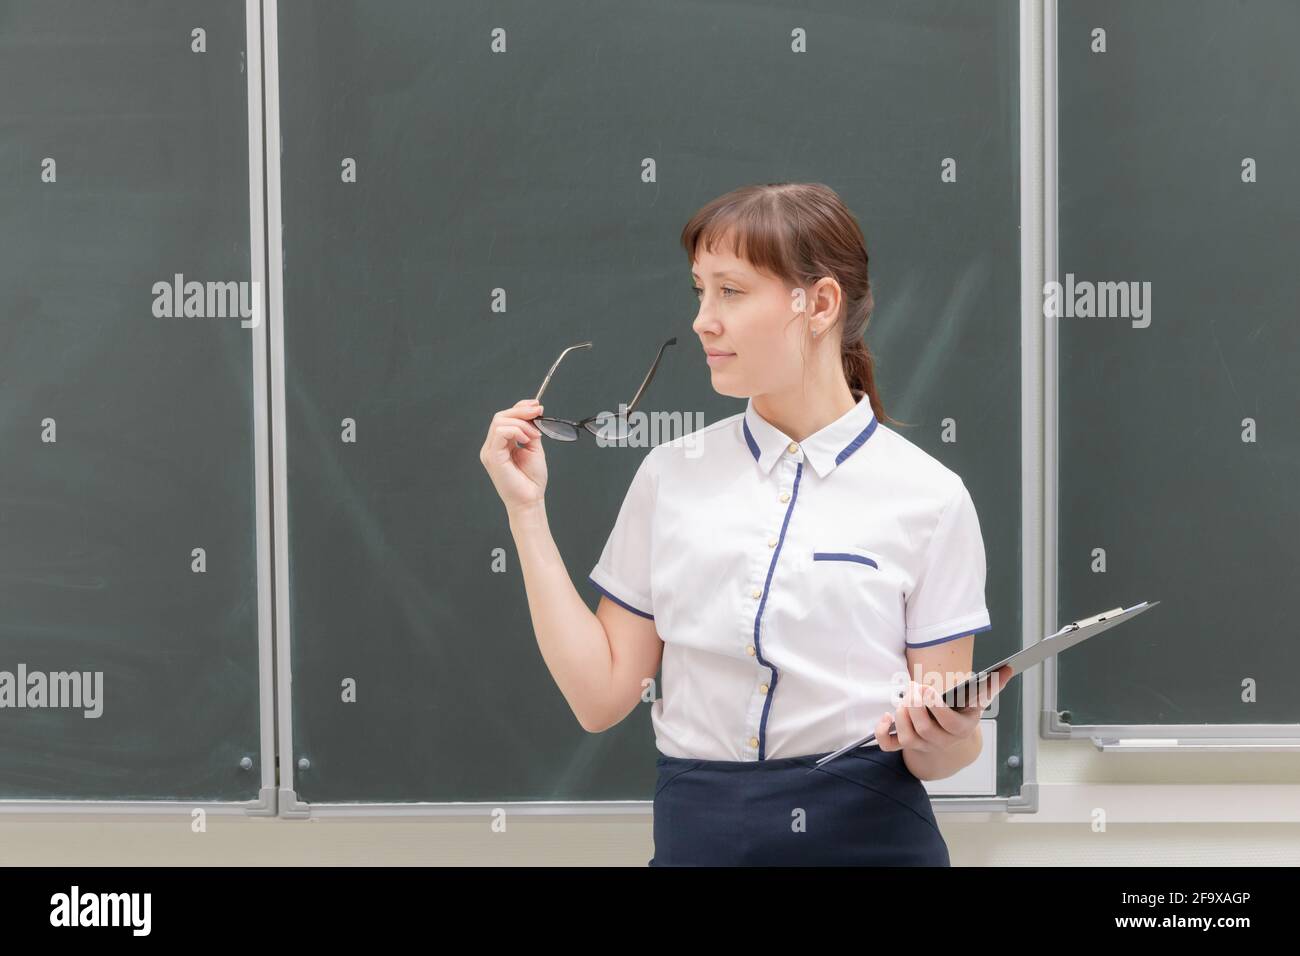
top-left (531, 337), bottom-right (677, 442)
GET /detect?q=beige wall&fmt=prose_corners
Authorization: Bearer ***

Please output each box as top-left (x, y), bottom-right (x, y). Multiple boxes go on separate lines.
top-left (4, 739), bottom-right (1299, 865)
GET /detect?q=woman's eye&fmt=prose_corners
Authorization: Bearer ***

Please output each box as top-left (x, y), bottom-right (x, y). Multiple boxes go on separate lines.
top-left (691, 286), bottom-right (740, 298)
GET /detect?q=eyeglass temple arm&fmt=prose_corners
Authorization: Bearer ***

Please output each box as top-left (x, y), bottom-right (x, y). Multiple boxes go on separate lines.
top-left (534, 341), bottom-right (593, 403)
top-left (623, 337), bottom-right (677, 414)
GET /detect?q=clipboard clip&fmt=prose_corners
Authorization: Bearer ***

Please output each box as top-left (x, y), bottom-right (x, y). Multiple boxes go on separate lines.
top-left (1060, 606), bottom-right (1125, 632)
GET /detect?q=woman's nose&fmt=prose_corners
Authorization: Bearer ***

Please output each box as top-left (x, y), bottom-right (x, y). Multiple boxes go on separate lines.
top-left (691, 307), bottom-right (718, 336)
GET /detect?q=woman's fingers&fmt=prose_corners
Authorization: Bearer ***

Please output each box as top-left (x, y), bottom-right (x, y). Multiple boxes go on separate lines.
top-left (489, 411), bottom-right (543, 449)
top-left (480, 403), bottom-right (543, 463)
top-left (492, 400), bottom-right (543, 423)
top-left (986, 665), bottom-right (1014, 699)
top-left (501, 424), bottom-right (531, 446)
top-left (498, 416), bottom-right (542, 439)
top-left (947, 665), bottom-right (1014, 717)
top-left (480, 400), bottom-right (550, 512)
top-left (876, 710), bottom-right (900, 751)
top-left (906, 683), bottom-right (938, 737)
top-left (499, 421), bottom-right (535, 452)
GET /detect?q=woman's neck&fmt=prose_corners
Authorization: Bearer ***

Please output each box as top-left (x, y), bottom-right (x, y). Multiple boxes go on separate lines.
top-left (751, 380), bottom-right (859, 443)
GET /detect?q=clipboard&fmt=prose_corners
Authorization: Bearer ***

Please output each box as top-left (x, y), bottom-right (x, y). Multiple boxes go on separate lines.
top-left (808, 600), bottom-right (1160, 772)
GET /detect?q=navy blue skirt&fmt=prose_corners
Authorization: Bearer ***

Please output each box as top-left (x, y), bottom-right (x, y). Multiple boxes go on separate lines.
top-left (650, 747), bottom-right (950, 866)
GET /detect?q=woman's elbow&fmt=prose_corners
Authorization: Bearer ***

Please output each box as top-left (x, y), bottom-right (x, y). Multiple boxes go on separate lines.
top-left (577, 695), bottom-right (637, 734)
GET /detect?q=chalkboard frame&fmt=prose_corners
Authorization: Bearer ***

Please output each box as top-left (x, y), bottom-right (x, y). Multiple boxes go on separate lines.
top-left (0, 0), bottom-right (278, 817)
top-left (262, 0), bottom-right (1045, 818)
top-left (1042, 0), bottom-right (1300, 750)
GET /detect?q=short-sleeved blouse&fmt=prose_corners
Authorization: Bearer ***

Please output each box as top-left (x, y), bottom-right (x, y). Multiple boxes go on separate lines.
top-left (588, 393), bottom-right (991, 761)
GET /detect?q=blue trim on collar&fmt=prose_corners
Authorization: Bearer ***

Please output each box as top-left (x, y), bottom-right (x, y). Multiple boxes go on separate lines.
top-left (742, 418), bottom-right (761, 461)
top-left (742, 395), bottom-right (879, 477)
top-left (835, 416), bottom-right (878, 466)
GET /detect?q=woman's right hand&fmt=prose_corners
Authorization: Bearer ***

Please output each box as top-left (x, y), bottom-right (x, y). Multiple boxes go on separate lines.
top-left (480, 399), bottom-right (548, 514)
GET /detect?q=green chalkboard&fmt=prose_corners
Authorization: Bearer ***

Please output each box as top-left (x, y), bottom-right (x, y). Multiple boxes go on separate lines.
top-left (0, 1), bottom-right (264, 801)
top-left (274, 0), bottom-right (1023, 804)
top-left (1057, 0), bottom-right (1300, 727)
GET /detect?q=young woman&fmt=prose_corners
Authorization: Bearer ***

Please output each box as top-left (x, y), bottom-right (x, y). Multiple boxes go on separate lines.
top-left (480, 182), bottom-right (1012, 866)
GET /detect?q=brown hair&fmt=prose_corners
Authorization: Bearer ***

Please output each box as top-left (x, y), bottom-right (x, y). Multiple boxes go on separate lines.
top-left (680, 182), bottom-right (901, 426)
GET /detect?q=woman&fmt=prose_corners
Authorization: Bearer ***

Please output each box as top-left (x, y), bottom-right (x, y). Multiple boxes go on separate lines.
top-left (480, 182), bottom-right (1012, 866)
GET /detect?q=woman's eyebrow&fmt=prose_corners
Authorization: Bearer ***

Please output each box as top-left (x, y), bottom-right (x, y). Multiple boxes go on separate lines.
top-left (691, 270), bottom-right (746, 280)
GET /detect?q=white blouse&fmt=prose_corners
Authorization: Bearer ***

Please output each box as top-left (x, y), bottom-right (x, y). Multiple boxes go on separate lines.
top-left (588, 392), bottom-right (992, 761)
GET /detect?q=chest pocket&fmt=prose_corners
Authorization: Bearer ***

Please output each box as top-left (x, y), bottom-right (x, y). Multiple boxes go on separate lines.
top-left (805, 544), bottom-right (903, 639)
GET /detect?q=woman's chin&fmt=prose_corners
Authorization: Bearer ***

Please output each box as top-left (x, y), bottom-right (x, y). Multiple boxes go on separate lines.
top-left (708, 376), bottom-right (746, 399)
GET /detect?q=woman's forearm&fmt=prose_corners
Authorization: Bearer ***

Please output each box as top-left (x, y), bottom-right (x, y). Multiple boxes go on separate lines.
top-left (508, 503), bottom-right (615, 731)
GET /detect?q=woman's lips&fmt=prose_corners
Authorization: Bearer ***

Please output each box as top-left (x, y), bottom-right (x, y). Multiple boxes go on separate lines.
top-left (705, 351), bottom-right (735, 367)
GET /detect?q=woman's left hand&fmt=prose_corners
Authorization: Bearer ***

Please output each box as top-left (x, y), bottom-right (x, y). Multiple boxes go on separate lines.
top-left (874, 664), bottom-right (1014, 754)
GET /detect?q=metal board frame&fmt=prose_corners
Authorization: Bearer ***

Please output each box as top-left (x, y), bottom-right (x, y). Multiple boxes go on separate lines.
top-left (1039, 0), bottom-right (1300, 749)
top-left (0, 0), bottom-right (278, 818)
top-left (267, 0), bottom-right (1044, 818)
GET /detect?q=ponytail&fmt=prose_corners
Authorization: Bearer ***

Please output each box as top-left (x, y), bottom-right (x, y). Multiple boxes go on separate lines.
top-left (841, 336), bottom-right (899, 426)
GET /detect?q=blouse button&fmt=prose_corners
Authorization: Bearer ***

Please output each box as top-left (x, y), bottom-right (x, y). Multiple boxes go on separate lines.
top-left (751, 587), bottom-right (762, 599)
top-left (787, 441), bottom-right (798, 453)
top-left (767, 537), bottom-right (777, 548)
top-left (746, 645), bottom-right (756, 656)
top-left (759, 683), bottom-right (769, 694)
top-left (749, 737), bottom-right (760, 748)
top-left (779, 492), bottom-right (790, 503)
